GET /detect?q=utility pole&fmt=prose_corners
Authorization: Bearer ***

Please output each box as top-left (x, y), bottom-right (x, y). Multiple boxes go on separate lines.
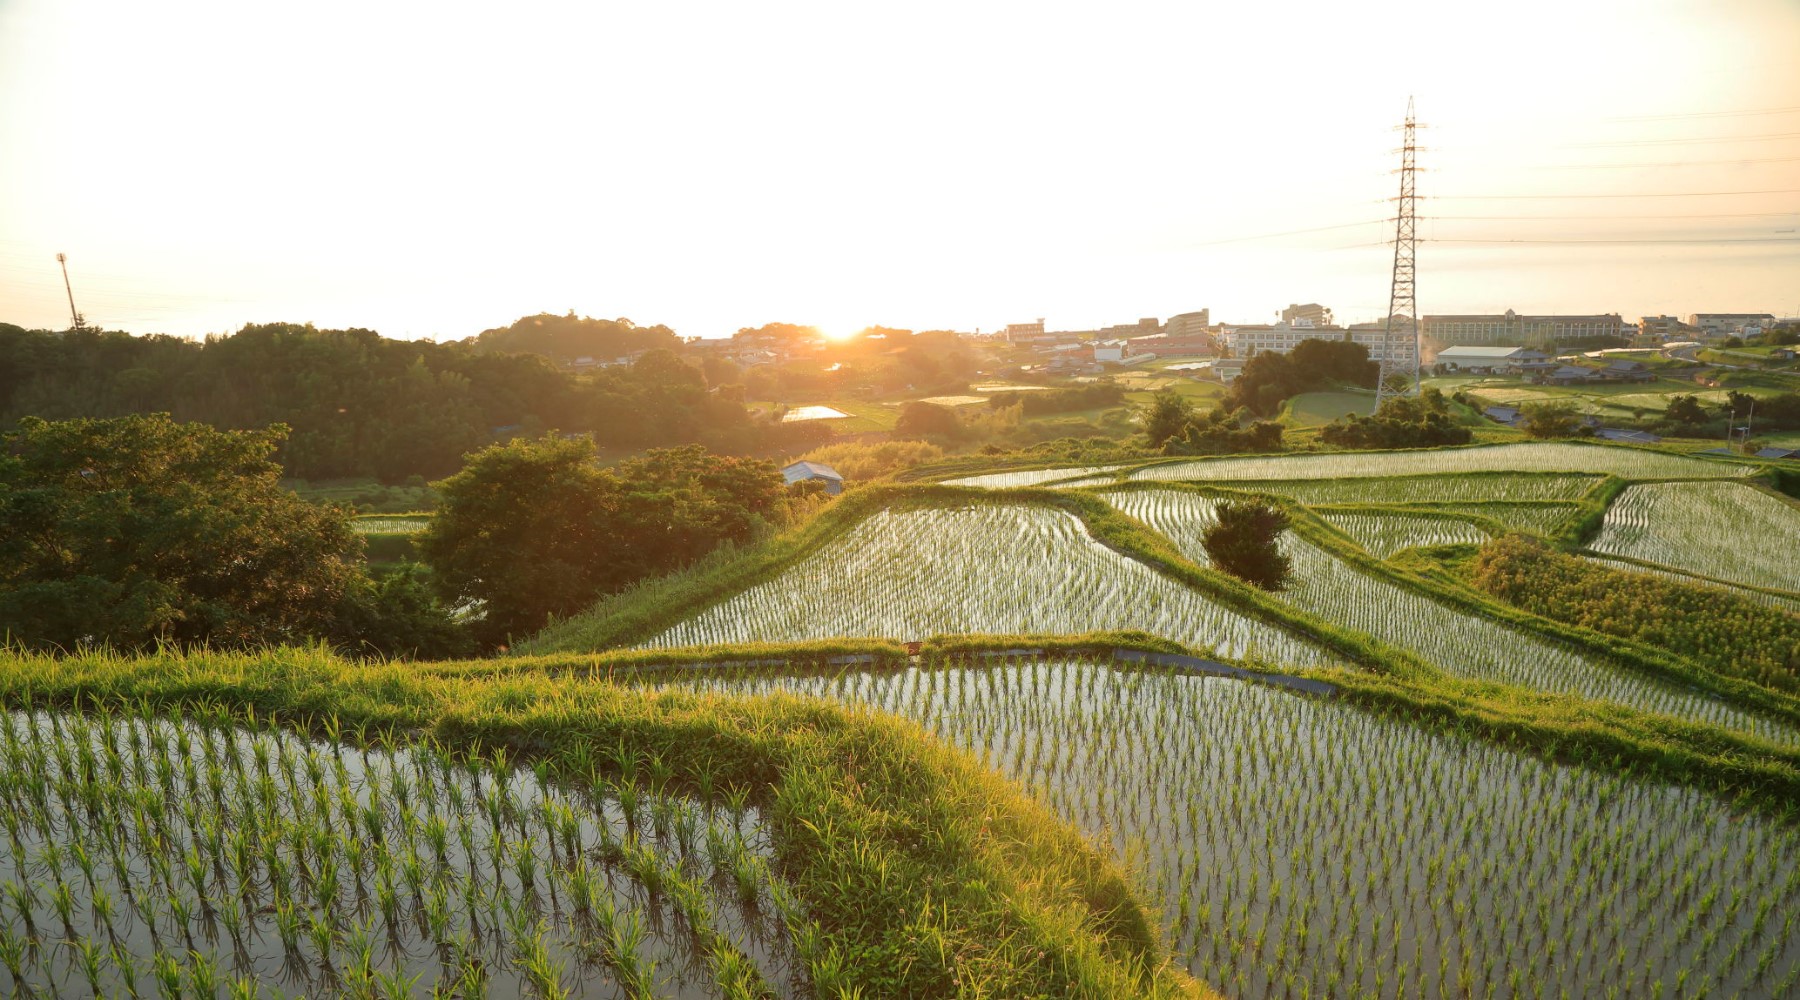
top-left (1376, 98), bottom-right (1421, 407)
top-left (56, 253), bottom-right (87, 331)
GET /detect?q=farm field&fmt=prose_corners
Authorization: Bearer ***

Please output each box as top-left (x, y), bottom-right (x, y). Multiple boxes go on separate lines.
top-left (1417, 501), bottom-right (1583, 535)
top-left (0, 707), bottom-right (794, 998)
top-left (1282, 390), bottom-right (1376, 426)
top-left (1193, 472), bottom-right (1603, 505)
top-left (941, 463), bottom-right (1132, 488)
top-left (641, 503), bottom-right (1336, 667)
top-left (1130, 442), bottom-right (1753, 482)
top-left (1580, 556), bottom-right (1800, 613)
top-left (655, 658), bottom-right (1800, 999)
top-left (1589, 481), bottom-right (1800, 595)
top-left (348, 514), bottom-right (429, 535)
top-left (1317, 510), bottom-right (1489, 557)
top-left (1103, 489), bottom-right (1799, 742)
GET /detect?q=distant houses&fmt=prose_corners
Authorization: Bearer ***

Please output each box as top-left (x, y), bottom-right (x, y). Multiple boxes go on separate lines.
top-left (1434, 346), bottom-right (1551, 374)
top-left (781, 460), bottom-right (845, 495)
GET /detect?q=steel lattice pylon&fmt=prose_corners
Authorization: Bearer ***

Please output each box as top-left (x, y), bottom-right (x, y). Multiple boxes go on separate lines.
top-left (1376, 98), bottom-right (1420, 406)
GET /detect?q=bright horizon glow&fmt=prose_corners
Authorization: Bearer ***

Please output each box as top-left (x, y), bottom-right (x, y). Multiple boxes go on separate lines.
top-left (1, 1), bottom-right (1798, 342)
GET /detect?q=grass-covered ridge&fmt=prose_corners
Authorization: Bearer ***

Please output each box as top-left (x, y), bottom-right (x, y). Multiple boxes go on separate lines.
top-left (0, 645), bottom-right (1207, 999)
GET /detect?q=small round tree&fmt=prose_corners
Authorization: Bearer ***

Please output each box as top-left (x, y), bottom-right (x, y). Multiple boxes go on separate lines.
top-left (1201, 500), bottom-right (1293, 591)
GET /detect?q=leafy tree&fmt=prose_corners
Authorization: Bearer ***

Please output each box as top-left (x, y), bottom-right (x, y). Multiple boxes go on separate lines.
top-left (894, 401), bottom-right (964, 440)
top-left (329, 564), bottom-right (474, 659)
top-left (1519, 401), bottom-right (1591, 439)
top-left (1665, 394), bottom-right (1708, 425)
top-left (1223, 340), bottom-right (1378, 416)
top-left (416, 435), bottom-right (785, 646)
top-left (1165, 407), bottom-right (1284, 456)
top-left (1143, 389), bottom-right (1195, 448)
top-left (468, 312), bottom-right (680, 362)
top-left (0, 414), bottom-right (365, 650)
top-left (1201, 500), bottom-right (1292, 591)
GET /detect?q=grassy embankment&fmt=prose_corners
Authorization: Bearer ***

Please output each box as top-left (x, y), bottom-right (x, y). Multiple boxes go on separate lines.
top-left (0, 644), bottom-right (1208, 1000)
top-left (524, 478), bottom-right (1800, 811)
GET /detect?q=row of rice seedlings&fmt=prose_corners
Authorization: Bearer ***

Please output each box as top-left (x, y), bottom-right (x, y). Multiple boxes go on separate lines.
top-left (348, 515), bottom-right (430, 535)
top-left (641, 503), bottom-right (1340, 669)
top-left (1582, 555), bottom-right (1800, 616)
top-left (1412, 501), bottom-right (1582, 536)
top-left (938, 464), bottom-right (1130, 488)
top-left (1129, 442), bottom-right (1753, 483)
top-left (1589, 481), bottom-right (1800, 595)
top-left (1104, 489), bottom-right (1800, 743)
top-left (651, 658), bottom-right (1800, 998)
top-left (1316, 512), bottom-right (1490, 559)
top-left (1179, 473), bottom-right (1602, 506)
top-left (0, 705), bottom-right (794, 998)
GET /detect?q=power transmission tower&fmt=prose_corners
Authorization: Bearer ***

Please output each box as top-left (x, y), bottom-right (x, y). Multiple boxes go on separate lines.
top-left (56, 253), bottom-right (87, 331)
top-left (1376, 99), bottom-right (1421, 406)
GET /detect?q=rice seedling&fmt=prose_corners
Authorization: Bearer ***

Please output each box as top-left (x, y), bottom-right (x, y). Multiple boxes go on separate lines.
top-left (1104, 489), bottom-right (1800, 743)
top-left (348, 514), bottom-right (430, 535)
top-left (1129, 442), bottom-right (1753, 483)
top-left (940, 463), bottom-right (1131, 488)
top-left (654, 656), bottom-right (1800, 998)
top-left (642, 502), bottom-right (1337, 667)
top-left (1161, 472), bottom-right (1601, 505)
top-left (1411, 500), bottom-right (1582, 535)
top-left (0, 707), bottom-right (796, 998)
top-left (1581, 555), bottom-right (1800, 614)
top-left (1316, 510), bottom-right (1490, 558)
top-left (1589, 481), bottom-right (1800, 595)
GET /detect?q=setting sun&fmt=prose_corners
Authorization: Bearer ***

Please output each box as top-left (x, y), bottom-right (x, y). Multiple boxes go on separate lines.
top-left (818, 324), bottom-right (862, 342)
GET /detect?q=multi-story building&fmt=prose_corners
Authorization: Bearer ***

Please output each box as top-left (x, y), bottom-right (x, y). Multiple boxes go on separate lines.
top-left (1164, 310), bottom-right (1210, 339)
top-left (1221, 320), bottom-right (1415, 365)
top-left (1281, 303), bottom-right (1332, 327)
top-left (1004, 319), bottom-right (1051, 343)
top-left (1421, 310), bottom-right (1624, 345)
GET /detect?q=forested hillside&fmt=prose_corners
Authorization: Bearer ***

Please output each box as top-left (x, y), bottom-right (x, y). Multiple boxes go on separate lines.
top-left (0, 321), bottom-right (809, 480)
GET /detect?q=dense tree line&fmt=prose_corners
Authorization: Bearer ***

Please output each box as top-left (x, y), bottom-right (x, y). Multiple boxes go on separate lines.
top-left (1469, 535), bottom-right (1798, 694)
top-left (985, 383), bottom-right (1126, 415)
top-left (0, 415), bottom-right (467, 656)
top-left (464, 312), bottom-right (681, 362)
top-left (0, 320), bottom-right (803, 481)
top-left (1320, 389), bottom-right (1472, 448)
top-left (1143, 391), bottom-right (1284, 455)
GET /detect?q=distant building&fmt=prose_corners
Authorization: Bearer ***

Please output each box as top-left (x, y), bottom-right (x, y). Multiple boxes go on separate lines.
top-left (781, 461), bottom-right (845, 495)
top-left (1433, 346), bottom-right (1550, 373)
top-left (1093, 339), bottom-right (1129, 362)
top-left (1281, 303), bottom-right (1332, 327)
top-left (1127, 332), bottom-right (1214, 356)
top-left (1004, 320), bottom-right (1052, 343)
top-left (1543, 365), bottom-right (1599, 385)
top-left (1163, 310), bottom-right (1210, 339)
top-left (1688, 313), bottom-right (1775, 336)
top-left (1098, 317), bottom-right (1162, 339)
top-left (1210, 357), bottom-right (1245, 384)
top-left (1638, 315), bottom-right (1696, 341)
top-left (1221, 321), bottom-right (1414, 364)
top-left (1423, 310), bottom-right (1624, 346)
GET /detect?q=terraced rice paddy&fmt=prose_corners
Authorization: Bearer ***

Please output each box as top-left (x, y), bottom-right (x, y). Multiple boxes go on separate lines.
top-left (1589, 481), bottom-right (1800, 595)
top-left (1105, 490), bottom-right (1800, 743)
top-left (656, 658), bottom-right (1800, 999)
top-left (0, 709), bottom-right (794, 998)
top-left (1130, 442), bottom-right (1752, 483)
top-left (642, 504), bottom-right (1336, 667)
top-left (1197, 473), bottom-right (1603, 505)
top-left (1318, 512), bottom-right (1490, 558)
top-left (348, 515), bottom-right (429, 535)
top-left (938, 464), bottom-right (1130, 488)
top-left (1418, 502), bottom-right (1582, 536)
top-left (1583, 555), bottom-right (1800, 615)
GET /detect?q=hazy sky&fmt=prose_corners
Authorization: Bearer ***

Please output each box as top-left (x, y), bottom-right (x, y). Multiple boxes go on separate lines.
top-left (2, 0), bottom-right (1797, 341)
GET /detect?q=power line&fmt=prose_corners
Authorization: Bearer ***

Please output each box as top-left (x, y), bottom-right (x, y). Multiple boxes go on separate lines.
top-left (1433, 188), bottom-right (1800, 200)
top-left (1430, 212), bottom-right (1800, 221)
top-left (1188, 219), bottom-right (1388, 247)
top-left (1527, 155), bottom-right (1800, 170)
top-left (1607, 105), bottom-right (1800, 122)
top-left (1569, 131), bottom-right (1800, 148)
top-left (1426, 237), bottom-right (1800, 245)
